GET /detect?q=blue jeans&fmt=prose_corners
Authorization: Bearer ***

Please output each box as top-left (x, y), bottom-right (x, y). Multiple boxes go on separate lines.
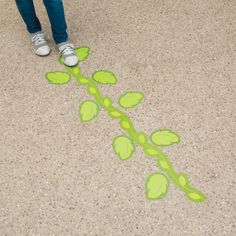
top-left (15, 0), bottom-right (68, 44)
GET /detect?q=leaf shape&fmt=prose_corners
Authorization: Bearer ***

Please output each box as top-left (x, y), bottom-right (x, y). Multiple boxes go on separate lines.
top-left (120, 120), bottom-right (131, 130)
top-left (79, 100), bottom-right (99, 122)
top-left (178, 173), bottom-right (188, 187)
top-left (103, 97), bottom-right (112, 108)
top-left (119, 91), bottom-right (144, 109)
top-left (138, 132), bottom-right (147, 144)
top-left (158, 159), bottom-right (170, 169)
top-left (109, 110), bottom-right (122, 118)
top-left (145, 148), bottom-right (159, 157)
top-left (112, 136), bottom-right (135, 160)
top-left (151, 129), bottom-right (180, 146)
top-left (92, 70), bottom-right (117, 85)
top-left (146, 173), bottom-right (169, 200)
top-left (46, 71), bottom-right (71, 85)
top-left (75, 47), bottom-right (90, 61)
top-left (186, 191), bottom-right (207, 203)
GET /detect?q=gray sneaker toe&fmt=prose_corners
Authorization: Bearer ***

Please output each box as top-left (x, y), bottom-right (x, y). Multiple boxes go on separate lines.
top-left (64, 55), bottom-right (79, 66)
top-left (35, 45), bottom-right (51, 56)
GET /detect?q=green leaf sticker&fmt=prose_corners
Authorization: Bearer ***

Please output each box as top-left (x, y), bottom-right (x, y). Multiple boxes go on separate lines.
top-left (146, 173), bottom-right (169, 200)
top-left (46, 71), bottom-right (71, 85)
top-left (119, 91), bottom-right (144, 109)
top-left (112, 136), bottom-right (135, 160)
top-left (92, 70), bottom-right (117, 85)
top-left (151, 129), bottom-right (180, 146)
top-left (75, 47), bottom-right (90, 61)
top-left (79, 100), bottom-right (99, 122)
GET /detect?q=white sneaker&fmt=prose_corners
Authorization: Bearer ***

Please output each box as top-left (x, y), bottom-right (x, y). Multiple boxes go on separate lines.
top-left (31, 31), bottom-right (51, 56)
top-left (58, 42), bottom-right (79, 67)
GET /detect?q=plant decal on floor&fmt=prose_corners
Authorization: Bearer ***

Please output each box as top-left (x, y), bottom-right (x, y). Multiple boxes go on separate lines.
top-left (45, 46), bottom-right (207, 203)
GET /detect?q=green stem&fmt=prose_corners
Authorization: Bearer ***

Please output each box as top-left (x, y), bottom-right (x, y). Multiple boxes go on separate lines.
top-left (65, 65), bottom-right (207, 203)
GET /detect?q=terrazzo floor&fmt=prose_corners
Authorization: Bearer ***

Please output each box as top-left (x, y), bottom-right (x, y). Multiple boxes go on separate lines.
top-left (0, 0), bottom-right (235, 235)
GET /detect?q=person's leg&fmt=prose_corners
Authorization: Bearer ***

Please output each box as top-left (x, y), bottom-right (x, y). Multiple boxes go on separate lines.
top-left (15, 0), bottom-right (51, 56)
top-left (43, 0), bottom-right (78, 66)
top-left (43, 0), bottom-right (68, 44)
top-left (15, 0), bottom-right (42, 33)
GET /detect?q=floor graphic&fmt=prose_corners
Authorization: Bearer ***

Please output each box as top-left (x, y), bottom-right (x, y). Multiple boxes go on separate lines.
top-left (45, 47), bottom-right (207, 203)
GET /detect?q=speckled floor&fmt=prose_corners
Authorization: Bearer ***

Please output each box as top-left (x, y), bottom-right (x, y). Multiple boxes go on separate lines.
top-left (0, 0), bottom-right (235, 235)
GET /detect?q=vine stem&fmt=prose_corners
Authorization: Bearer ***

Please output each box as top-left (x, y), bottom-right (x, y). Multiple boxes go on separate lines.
top-left (64, 65), bottom-right (207, 203)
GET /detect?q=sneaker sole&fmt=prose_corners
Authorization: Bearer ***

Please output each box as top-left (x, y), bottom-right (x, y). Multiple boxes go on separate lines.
top-left (34, 48), bottom-right (51, 57)
top-left (63, 61), bottom-right (79, 67)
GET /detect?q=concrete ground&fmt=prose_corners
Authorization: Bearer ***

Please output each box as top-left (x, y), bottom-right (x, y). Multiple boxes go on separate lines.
top-left (0, 0), bottom-right (235, 235)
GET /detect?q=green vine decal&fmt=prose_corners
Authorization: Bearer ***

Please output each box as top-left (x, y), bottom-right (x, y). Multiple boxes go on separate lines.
top-left (45, 46), bottom-right (207, 203)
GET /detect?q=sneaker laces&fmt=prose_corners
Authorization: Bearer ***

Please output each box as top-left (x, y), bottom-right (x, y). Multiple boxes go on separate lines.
top-left (59, 43), bottom-right (75, 56)
top-left (32, 33), bottom-right (47, 46)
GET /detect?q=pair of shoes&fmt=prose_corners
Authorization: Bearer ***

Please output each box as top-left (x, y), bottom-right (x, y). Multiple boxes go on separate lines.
top-left (31, 31), bottom-right (79, 67)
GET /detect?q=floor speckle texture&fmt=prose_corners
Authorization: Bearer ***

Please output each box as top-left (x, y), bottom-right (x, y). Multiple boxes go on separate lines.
top-left (0, 0), bottom-right (235, 235)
